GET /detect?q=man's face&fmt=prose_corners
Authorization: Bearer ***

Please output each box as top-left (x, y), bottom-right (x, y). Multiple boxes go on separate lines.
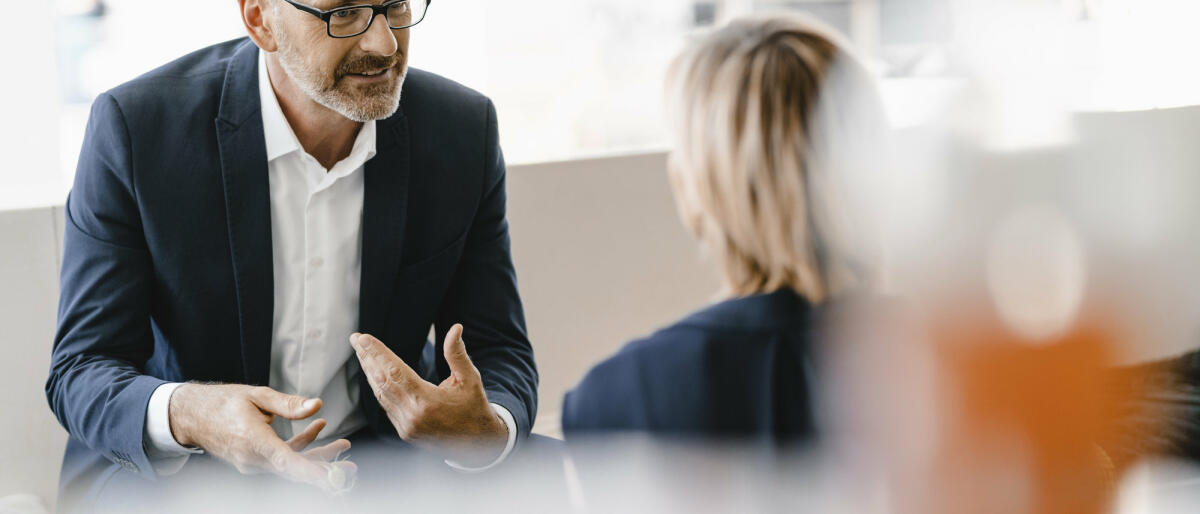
top-left (270, 0), bottom-right (411, 122)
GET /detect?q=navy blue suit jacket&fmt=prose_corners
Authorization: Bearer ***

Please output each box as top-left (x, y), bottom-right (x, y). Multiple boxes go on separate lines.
top-left (561, 289), bottom-right (817, 440)
top-left (45, 38), bottom-right (537, 508)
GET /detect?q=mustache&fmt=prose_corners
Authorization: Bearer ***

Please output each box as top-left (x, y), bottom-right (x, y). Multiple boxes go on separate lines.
top-left (336, 54), bottom-right (403, 77)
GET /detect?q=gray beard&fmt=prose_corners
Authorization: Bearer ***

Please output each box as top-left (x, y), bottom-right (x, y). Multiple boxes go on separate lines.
top-left (273, 32), bottom-right (406, 122)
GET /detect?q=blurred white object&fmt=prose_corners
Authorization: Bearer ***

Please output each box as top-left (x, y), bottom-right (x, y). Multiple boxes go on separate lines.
top-left (0, 494), bottom-right (50, 514)
top-left (1116, 459), bottom-right (1200, 514)
top-left (986, 205), bottom-right (1088, 343)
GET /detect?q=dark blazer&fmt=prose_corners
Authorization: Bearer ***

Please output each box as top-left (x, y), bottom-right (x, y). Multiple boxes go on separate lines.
top-left (45, 38), bottom-right (537, 508)
top-left (561, 289), bottom-right (817, 440)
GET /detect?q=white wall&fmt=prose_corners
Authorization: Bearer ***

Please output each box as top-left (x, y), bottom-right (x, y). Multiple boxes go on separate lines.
top-left (0, 206), bottom-right (67, 507)
top-left (506, 152), bottom-right (721, 435)
top-left (0, 7), bottom-right (62, 210)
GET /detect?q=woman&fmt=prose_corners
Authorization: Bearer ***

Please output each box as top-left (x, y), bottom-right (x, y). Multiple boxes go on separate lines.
top-left (561, 15), bottom-right (885, 440)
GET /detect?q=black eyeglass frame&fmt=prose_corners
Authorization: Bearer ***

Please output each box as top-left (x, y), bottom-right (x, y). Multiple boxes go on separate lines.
top-left (282, 0), bottom-right (432, 39)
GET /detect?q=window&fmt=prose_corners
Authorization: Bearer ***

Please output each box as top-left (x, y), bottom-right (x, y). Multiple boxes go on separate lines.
top-left (409, 0), bottom-right (699, 164)
top-left (2, 0), bottom-right (1197, 209)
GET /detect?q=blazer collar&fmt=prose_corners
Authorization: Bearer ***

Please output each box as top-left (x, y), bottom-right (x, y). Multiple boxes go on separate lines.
top-left (357, 116), bottom-right (410, 338)
top-left (678, 289), bottom-right (814, 333)
top-left (216, 40), bottom-right (263, 129)
top-left (215, 40), bottom-right (274, 385)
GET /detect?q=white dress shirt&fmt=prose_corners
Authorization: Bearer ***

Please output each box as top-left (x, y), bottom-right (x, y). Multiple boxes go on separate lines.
top-left (143, 50), bottom-right (515, 474)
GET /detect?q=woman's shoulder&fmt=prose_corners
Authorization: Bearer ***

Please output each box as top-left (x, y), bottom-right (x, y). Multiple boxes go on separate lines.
top-left (668, 289), bottom-right (814, 337)
top-left (602, 289), bottom-right (817, 368)
top-left (586, 289), bottom-right (902, 378)
top-left (562, 290), bottom-right (818, 432)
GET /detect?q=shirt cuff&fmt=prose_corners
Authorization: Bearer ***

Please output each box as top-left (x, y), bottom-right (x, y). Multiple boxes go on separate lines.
top-left (444, 403), bottom-right (517, 473)
top-left (143, 382), bottom-right (204, 476)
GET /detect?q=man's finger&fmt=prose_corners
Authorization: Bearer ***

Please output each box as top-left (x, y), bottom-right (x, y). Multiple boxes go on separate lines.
top-left (260, 436), bottom-right (336, 490)
top-left (442, 323), bottom-right (481, 385)
top-left (303, 438), bottom-right (351, 461)
top-left (351, 333), bottom-right (423, 391)
top-left (326, 460), bottom-right (359, 493)
top-left (251, 387), bottom-right (321, 420)
top-left (286, 418), bottom-right (326, 452)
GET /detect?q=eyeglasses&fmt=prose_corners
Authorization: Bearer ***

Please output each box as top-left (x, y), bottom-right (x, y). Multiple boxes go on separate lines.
top-left (282, 0), bottom-right (431, 39)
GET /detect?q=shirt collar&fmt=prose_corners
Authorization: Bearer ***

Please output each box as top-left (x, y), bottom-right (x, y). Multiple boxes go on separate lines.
top-left (257, 49), bottom-right (377, 169)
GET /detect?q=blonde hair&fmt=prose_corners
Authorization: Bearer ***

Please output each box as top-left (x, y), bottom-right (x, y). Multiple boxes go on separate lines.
top-left (666, 14), bottom-right (883, 302)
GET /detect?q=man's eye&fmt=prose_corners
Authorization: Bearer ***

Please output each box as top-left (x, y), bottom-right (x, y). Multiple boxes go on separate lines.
top-left (333, 10), bottom-right (353, 18)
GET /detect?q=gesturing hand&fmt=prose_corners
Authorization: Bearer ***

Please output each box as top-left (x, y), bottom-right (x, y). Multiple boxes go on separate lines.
top-left (351, 324), bottom-right (508, 467)
top-left (168, 384), bottom-right (357, 492)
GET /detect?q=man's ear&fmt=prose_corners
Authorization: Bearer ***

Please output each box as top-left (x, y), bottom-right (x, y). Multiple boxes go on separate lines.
top-left (239, 0), bottom-right (279, 52)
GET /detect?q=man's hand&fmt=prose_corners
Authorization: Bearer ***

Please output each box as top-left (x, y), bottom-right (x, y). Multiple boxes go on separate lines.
top-left (351, 324), bottom-right (508, 467)
top-left (168, 383), bottom-right (356, 492)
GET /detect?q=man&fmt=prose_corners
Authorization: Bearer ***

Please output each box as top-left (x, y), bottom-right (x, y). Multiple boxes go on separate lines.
top-left (45, 0), bottom-right (537, 510)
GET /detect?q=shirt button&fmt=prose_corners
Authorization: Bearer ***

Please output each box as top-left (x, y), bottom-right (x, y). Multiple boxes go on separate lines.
top-left (309, 257), bottom-right (324, 268)
top-left (308, 329), bottom-right (323, 340)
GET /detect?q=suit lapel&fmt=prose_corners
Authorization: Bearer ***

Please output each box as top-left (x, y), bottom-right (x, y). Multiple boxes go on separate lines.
top-left (215, 41), bottom-right (274, 386)
top-left (357, 115), bottom-right (411, 337)
top-left (357, 108), bottom-right (410, 430)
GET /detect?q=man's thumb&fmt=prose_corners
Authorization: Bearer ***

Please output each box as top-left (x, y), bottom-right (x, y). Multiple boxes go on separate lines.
top-left (255, 388), bottom-right (321, 420)
top-left (443, 324), bottom-right (479, 382)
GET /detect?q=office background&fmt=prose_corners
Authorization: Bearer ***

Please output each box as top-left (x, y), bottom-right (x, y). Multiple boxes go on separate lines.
top-left (4, 0), bottom-right (1200, 510)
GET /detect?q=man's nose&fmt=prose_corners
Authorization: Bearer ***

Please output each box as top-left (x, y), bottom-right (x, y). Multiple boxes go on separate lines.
top-left (359, 12), bottom-right (399, 56)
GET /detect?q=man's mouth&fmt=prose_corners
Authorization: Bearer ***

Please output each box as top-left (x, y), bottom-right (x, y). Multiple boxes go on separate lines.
top-left (344, 66), bottom-right (395, 82)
